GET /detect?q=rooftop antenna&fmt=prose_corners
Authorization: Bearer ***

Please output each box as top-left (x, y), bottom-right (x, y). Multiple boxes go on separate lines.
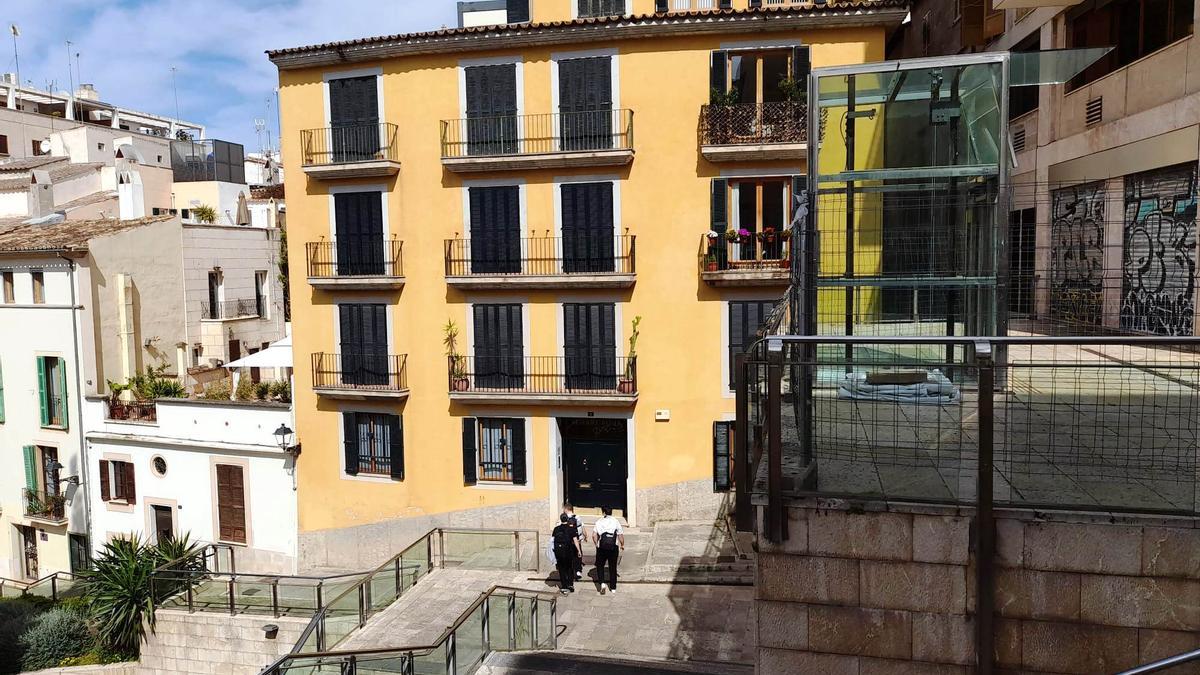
top-left (170, 66), bottom-right (181, 121)
top-left (9, 24), bottom-right (20, 107)
top-left (66, 40), bottom-right (77, 121)
top-left (254, 118), bottom-right (266, 155)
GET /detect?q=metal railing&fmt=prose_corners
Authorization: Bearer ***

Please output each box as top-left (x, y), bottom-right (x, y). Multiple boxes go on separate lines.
top-left (106, 399), bottom-right (158, 422)
top-left (301, 123), bottom-right (399, 166)
top-left (261, 585), bottom-right (557, 675)
top-left (23, 488), bottom-right (67, 522)
top-left (449, 355), bottom-right (637, 395)
top-left (666, 0), bottom-right (718, 9)
top-left (699, 233), bottom-right (789, 272)
top-left (445, 235), bottom-right (635, 277)
top-left (311, 353), bottom-right (408, 392)
top-left (699, 101), bottom-right (808, 146)
top-left (735, 334), bottom-right (1200, 543)
top-left (1120, 648), bottom-right (1200, 674)
top-left (0, 571), bottom-right (82, 601)
top-left (46, 393), bottom-right (66, 427)
top-left (200, 298), bottom-right (258, 320)
top-left (306, 239), bottom-right (404, 278)
top-left (578, 0), bottom-right (625, 16)
top-left (441, 109), bottom-right (634, 158)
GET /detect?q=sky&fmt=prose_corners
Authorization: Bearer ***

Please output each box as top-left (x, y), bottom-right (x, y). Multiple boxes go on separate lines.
top-left (2, 0), bottom-right (461, 151)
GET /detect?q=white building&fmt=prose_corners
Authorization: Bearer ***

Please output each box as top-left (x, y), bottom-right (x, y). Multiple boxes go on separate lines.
top-left (0, 212), bottom-right (286, 580)
top-left (82, 396), bottom-right (297, 572)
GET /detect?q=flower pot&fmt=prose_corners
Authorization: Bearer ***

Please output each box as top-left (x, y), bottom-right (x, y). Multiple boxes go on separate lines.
top-left (617, 378), bottom-right (635, 394)
top-left (779, 258), bottom-right (790, 269)
top-left (452, 377), bottom-right (470, 391)
top-left (704, 262), bottom-right (718, 272)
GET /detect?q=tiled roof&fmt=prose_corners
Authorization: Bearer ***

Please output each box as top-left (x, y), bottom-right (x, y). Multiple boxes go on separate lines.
top-left (250, 184), bottom-right (285, 200)
top-left (0, 215), bottom-right (174, 253)
top-left (0, 156), bottom-right (65, 172)
top-left (267, 2), bottom-right (907, 60)
top-left (0, 161), bottom-right (104, 192)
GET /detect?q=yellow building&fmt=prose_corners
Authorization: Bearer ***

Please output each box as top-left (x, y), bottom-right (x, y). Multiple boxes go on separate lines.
top-left (270, 0), bottom-right (904, 568)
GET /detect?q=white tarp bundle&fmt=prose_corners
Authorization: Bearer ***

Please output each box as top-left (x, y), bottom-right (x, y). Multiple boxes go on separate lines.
top-left (837, 369), bottom-right (960, 405)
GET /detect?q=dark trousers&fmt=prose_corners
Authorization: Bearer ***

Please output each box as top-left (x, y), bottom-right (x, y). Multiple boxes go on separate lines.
top-left (555, 551), bottom-right (576, 590)
top-left (595, 547), bottom-right (619, 589)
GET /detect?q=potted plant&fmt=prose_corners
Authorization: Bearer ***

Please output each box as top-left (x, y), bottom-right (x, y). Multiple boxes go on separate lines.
top-left (724, 228), bottom-right (740, 243)
top-left (738, 228), bottom-right (752, 245)
top-left (702, 254), bottom-right (718, 272)
top-left (619, 316), bottom-right (641, 395)
top-left (444, 319), bottom-right (469, 391)
top-left (759, 227), bottom-right (778, 245)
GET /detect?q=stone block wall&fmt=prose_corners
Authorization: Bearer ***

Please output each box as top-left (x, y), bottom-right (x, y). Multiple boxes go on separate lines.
top-left (755, 501), bottom-right (1200, 675)
top-left (137, 610), bottom-right (309, 675)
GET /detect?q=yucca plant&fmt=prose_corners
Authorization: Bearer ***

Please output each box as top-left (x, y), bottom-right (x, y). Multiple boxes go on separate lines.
top-left (192, 204), bottom-right (217, 224)
top-left (80, 534), bottom-right (200, 656)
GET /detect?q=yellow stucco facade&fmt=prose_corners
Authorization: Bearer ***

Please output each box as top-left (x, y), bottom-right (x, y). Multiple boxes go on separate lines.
top-left (274, 0), bottom-right (897, 566)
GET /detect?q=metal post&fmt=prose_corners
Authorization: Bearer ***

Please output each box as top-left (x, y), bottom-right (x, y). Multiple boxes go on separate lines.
top-left (513, 531), bottom-right (520, 571)
top-left (551, 596), bottom-right (558, 649)
top-left (272, 579), bottom-right (280, 619)
top-left (395, 557), bottom-right (402, 599)
top-left (228, 577), bottom-right (236, 616)
top-left (530, 590), bottom-right (539, 648)
top-left (482, 592), bottom-right (491, 654)
top-left (844, 73), bottom-right (856, 369)
top-left (508, 592), bottom-right (516, 650)
top-left (976, 341), bottom-right (995, 675)
top-left (50, 575), bottom-right (57, 602)
top-left (186, 577), bottom-right (194, 613)
top-left (344, 655), bottom-right (356, 675)
top-left (447, 632), bottom-right (457, 675)
top-left (734, 352), bottom-right (752, 532)
top-left (766, 343), bottom-right (785, 543)
top-left (438, 529), bottom-right (445, 569)
top-left (316, 582), bottom-right (324, 611)
top-left (358, 583), bottom-right (367, 627)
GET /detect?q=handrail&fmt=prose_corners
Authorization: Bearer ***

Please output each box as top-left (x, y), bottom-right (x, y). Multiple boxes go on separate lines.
top-left (260, 585), bottom-right (558, 675)
top-left (0, 571), bottom-right (79, 601)
top-left (750, 333), bottom-right (1200, 350)
top-left (1118, 648), bottom-right (1200, 674)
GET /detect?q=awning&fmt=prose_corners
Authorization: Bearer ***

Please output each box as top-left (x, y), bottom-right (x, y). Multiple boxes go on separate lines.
top-left (224, 334), bottom-right (292, 369)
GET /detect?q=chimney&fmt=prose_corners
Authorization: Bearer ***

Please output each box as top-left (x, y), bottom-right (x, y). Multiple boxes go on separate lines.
top-left (75, 83), bottom-right (99, 101)
top-left (1, 73), bottom-right (16, 85)
top-left (28, 169), bottom-right (55, 218)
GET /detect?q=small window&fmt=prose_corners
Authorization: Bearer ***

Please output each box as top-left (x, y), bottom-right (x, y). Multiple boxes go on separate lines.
top-left (2, 270), bottom-right (13, 303)
top-left (97, 142), bottom-right (105, 151)
top-left (713, 421), bottom-right (734, 492)
top-left (151, 456), bottom-right (167, 476)
top-left (0, 134), bottom-right (9, 156)
top-left (37, 356), bottom-right (68, 428)
top-left (99, 459), bottom-right (136, 503)
top-left (157, 155), bottom-right (163, 163)
top-left (343, 412), bottom-right (403, 479)
top-left (32, 140), bottom-right (47, 156)
top-left (254, 271), bottom-right (268, 318)
top-left (727, 300), bottom-right (776, 389)
top-left (31, 270), bottom-right (44, 304)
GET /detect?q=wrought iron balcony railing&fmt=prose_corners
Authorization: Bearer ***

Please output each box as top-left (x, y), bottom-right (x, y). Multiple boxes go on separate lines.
top-left (444, 235), bottom-right (635, 277)
top-left (578, 0), bottom-right (626, 17)
top-left (201, 299), bottom-right (259, 320)
top-left (312, 353), bottom-right (408, 393)
top-left (300, 123), bottom-right (399, 166)
top-left (449, 356), bottom-right (637, 396)
top-left (699, 101), bottom-right (808, 146)
top-left (24, 489), bottom-right (66, 522)
top-left (306, 239), bottom-right (404, 278)
top-left (106, 400), bottom-right (157, 423)
top-left (699, 232), bottom-right (790, 272)
top-left (441, 110), bottom-right (634, 158)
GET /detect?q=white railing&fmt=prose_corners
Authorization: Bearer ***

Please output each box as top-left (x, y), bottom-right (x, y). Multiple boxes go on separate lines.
top-left (670, 0), bottom-right (716, 10)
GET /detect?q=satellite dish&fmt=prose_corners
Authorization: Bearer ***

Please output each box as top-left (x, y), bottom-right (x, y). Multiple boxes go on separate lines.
top-left (38, 139), bottom-right (51, 154)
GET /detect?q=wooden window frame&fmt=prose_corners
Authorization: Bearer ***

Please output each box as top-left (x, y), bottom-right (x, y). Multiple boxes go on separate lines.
top-left (30, 269), bottom-right (44, 305)
top-left (1, 270), bottom-right (13, 303)
top-left (356, 412), bottom-right (394, 476)
top-left (477, 418), bottom-right (515, 482)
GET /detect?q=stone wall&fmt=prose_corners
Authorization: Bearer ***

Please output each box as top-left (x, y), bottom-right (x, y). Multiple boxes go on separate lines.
top-left (755, 500), bottom-right (1200, 675)
top-left (137, 610), bottom-right (309, 675)
top-left (26, 665), bottom-right (136, 675)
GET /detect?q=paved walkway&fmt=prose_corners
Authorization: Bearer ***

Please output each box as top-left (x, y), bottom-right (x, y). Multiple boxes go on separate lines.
top-left (341, 568), bottom-right (755, 666)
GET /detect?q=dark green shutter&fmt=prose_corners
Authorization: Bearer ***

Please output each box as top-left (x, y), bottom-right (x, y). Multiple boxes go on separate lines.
top-left (58, 359), bottom-right (68, 430)
top-left (36, 356), bottom-right (48, 426)
top-left (792, 46), bottom-right (811, 103)
top-left (749, 0), bottom-right (762, 7)
top-left (718, 0), bottom-right (732, 8)
top-left (462, 418), bottom-right (477, 486)
top-left (506, 0), bottom-right (529, 23)
top-left (388, 415), bottom-right (404, 481)
top-left (709, 52), bottom-right (727, 101)
top-left (713, 422), bottom-right (732, 492)
top-left (510, 419), bottom-right (526, 486)
top-left (655, 0), bottom-right (667, 11)
top-left (23, 445), bottom-right (37, 492)
top-left (711, 179), bottom-right (728, 233)
top-left (343, 412), bottom-right (359, 476)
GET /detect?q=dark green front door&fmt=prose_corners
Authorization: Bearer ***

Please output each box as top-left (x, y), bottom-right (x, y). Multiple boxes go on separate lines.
top-left (560, 418), bottom-right (626, 512)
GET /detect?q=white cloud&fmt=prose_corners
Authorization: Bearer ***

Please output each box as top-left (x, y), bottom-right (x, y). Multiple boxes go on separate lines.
top-left (3, 0), bottom-right (459, 147)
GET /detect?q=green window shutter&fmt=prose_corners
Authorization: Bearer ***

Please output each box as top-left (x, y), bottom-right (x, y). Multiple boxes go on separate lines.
top-left (58, 359), bottom-right (68, 430)
top-left (36, 357), bottom-right (48, 426)
top-left (23, 445), bottom-right (37, 492)
top-left (0, 359), bottom-right (6, 424)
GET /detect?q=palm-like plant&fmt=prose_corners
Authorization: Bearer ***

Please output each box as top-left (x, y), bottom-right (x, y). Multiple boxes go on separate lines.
top-left (192, 204), bottom-right (217, 224)
top-left (80, 534), bottom-right (201, 656)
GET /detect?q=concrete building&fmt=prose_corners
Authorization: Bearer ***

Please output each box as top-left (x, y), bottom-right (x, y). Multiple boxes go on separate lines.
top-left (82, 395), bottom-right (297, 572)
top-left (270, 0), bottom-right (908, 569)
top-left (0, 211), bottom-right (286, 580)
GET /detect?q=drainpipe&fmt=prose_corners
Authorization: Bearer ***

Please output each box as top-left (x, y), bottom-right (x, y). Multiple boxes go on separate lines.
top-left (116, 273), bottom-right (134, 387)
top-left (58, 252), bottom-right (94, 557)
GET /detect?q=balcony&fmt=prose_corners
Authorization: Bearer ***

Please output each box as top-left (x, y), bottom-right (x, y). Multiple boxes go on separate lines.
top-left (311, 352), bottom-right (409, 400)
top-left (440, 110), bottom-right (634, 173)
top-left (700, 233), bottom-right (790, 286)
top-left (23, 489), bottom-right (67, 524)
top-left (444, 235), bottom-right (635, 290)
top-left (106, 400), bottom-right (158, 423)
top-left (448, 356), bottom-right (637, 406)
top-left (699, 102), bottom-right (807, 162)
top-left (300, 123), bottom-right (400, 180)
top-left (201, 299), bottom-right (260, 321)
top-left (578, 0), bottom-right (626, 17)
top-left (306, 240), bottom-right (405, 290)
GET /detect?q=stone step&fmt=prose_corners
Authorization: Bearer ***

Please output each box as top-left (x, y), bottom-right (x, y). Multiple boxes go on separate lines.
top-left (479, 650), bottom-right (755, 675)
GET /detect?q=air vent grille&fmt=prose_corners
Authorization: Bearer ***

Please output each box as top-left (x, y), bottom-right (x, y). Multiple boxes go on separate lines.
top-left (1085, 97), bottom-right (1103, 127)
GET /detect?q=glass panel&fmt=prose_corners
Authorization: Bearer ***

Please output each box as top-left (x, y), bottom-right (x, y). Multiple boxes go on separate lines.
top-left (512, 597), bottom-right (534, 650)
top-left (731, 54), bottom-right (757, 104)
top-left (323, 585), bottom-right (362, 649)
top-left (762, 52), bottom-right (790, 103)
top-left (275, 655), bottom-right (345, 674)
top-left (276, 581), bottom-right (321, 616)
top-left (455, 603), bottom-right (486, 674)
top-left (232, 576), bottom-right (275, 614)
top-left (1009, 48), bottom-right (1113, 85)
top-left (536, 597), bottom-right (554, 649)
top-left (411, 644), bottom-right (447, 675)
top-left (295, 623), bottom-right (321, 653)
top-left (440, 531), bottom-right (516, 569)
top-left (400, 534), bottom-right (431, 585)
top-left (487, 594), bottom-right (512, 652)
top-left (355, 653), bottom-right (412, 673)
top-left (370, 568), bottom-right (396, 611)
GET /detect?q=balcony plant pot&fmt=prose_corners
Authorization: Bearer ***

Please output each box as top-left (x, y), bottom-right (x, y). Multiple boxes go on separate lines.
top-left (779, 258), bottom-right (790, 270)
top-left (452, 377), bottom-right (470, 392)
top-left (617, 378), bottom-right (635, 395)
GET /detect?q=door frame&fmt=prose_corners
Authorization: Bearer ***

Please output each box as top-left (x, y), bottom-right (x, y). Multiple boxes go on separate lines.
top-left (144, 497), bottom-right (179, 544)
top-left (18, 525), bottom-right (38, 580)
top-left (550, 412), bottom-right (636, 525)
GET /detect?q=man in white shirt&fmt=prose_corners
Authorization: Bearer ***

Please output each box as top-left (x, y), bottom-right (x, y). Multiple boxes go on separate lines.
top-left (590, 505), bottom-right (624, 594)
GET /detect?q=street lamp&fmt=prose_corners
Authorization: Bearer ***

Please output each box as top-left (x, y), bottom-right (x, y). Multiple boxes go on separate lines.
top-left (47, 460), bottom-right (79, 486)
top-left (274, 424), bottom-right (299, 457)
